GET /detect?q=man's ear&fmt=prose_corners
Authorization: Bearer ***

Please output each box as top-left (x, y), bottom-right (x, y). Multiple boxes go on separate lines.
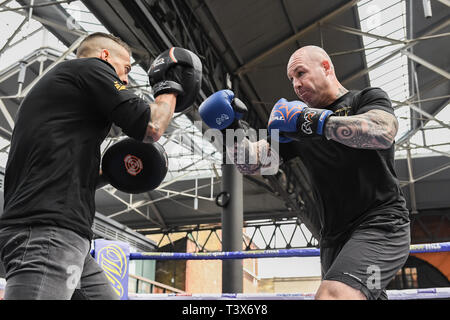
top-left (99, 49), bottom-right (110, 61)
top-left (322, 60), bottom-right (332, 75)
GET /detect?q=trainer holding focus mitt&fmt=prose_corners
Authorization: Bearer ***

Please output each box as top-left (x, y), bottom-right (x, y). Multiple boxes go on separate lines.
top-left (0, 32), bottom-right (202, 299)
top-left (199, 45), bottom-right (410, 300)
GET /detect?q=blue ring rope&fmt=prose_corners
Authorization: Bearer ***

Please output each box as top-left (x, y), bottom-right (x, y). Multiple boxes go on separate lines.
top-left (128, 287), bottom-right (450, 300)
top-left (125, 241), bottom-right (450, 261)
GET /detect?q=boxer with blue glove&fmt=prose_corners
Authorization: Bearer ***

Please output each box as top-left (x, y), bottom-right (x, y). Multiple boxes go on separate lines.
top-left (199, 45), bottom-right (410, 301)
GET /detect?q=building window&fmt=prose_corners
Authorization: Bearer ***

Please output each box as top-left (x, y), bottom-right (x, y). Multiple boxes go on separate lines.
top-left (388, 267), bottom-right (418, 289)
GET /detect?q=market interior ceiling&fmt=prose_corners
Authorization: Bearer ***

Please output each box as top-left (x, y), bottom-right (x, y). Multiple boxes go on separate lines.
top-left (0, 0), bottom-right (448, 245)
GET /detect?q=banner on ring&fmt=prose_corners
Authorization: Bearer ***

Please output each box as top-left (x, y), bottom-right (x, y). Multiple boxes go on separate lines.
top-left (94, 239), bottom-right (130, 300)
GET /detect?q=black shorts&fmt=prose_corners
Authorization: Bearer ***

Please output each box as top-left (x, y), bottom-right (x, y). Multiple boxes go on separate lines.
top-left (321, 214), bottom-right (410, 300)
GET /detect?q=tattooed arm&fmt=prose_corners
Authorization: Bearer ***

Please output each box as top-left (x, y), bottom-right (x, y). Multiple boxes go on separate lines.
top-left (324, 109), bottom-right (398, 149)
top-left (226, 138), bottom-right (280, 175)
top-left (143, 93), bottom-right (177, 143)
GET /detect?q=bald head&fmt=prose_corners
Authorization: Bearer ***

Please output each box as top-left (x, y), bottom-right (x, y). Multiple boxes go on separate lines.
top-left (286, 45), bottom-right (345, 108)
top-left (287, 45), bottom-right (334, 77)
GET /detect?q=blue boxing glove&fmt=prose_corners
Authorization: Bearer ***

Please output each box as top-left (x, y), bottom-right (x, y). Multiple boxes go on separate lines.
top-left (199, 89), bottom-right (247, 130)
top-left (267, 98), bottom-right (333, 143)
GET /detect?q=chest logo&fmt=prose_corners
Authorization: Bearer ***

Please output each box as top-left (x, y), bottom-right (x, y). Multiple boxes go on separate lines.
top-left (114, 81), bottom-right (127, 91)
top-left (334, 106), bottom-right (352, 116)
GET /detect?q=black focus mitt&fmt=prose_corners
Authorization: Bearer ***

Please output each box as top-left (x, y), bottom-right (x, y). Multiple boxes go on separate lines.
top-left (101, 138), bottom-right (168, 194)
top-left (148, 47), bottom-right (202, 112)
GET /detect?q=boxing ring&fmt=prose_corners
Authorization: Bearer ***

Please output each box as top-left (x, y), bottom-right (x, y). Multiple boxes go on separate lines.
top-left (91, 240), bottom-right (450, 300)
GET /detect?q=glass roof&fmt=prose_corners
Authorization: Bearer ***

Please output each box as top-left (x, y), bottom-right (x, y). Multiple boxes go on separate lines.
top-left (0, 0), bottom-right (223, 182)
top-left (0, 0), bottom-right (448, 278)
top-left (0, 0), bottom-right (448, 177)
top-left (357, 0), bottom-right (449, 158)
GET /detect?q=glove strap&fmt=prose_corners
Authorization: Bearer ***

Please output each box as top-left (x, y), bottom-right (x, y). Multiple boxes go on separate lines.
top-left (316, 110), bottom-right (333, 135)
top-left (153, 80), bottom-right (184, 96)
top-left (296, 108), bottom-right (333, 137)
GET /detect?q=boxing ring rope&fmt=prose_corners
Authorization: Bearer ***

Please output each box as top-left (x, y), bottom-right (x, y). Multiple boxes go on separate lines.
top-left (1, 242), bottom-right (448, 299)
top-left (128, 242), bottom-right (450, 261)
top-left (123, 242), bottom-right (450, 300)
top-left (128, 288), bottom-right (450, 300)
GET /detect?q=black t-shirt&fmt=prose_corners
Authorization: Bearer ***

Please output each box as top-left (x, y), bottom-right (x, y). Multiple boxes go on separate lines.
top-left (0, 58), bottom-right (150, 240)
top-left (279, 87), bottom-right (409, 247)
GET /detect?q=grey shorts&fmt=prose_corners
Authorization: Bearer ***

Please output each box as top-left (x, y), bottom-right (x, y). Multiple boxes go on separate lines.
top-left (321, 214), bottom-right (411, 300)
top-left (0, 224), bottom-right (118, 300)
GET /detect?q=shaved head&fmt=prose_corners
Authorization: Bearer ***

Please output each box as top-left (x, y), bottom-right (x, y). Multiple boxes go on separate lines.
top-left (76, 32), bottom-right (131, 59)
top-left (287, 45), bottom-right (334, 76)
top-left (76, 32), bottom-right (132, 85)
top-left (286, 45), bottom-right (345, 107)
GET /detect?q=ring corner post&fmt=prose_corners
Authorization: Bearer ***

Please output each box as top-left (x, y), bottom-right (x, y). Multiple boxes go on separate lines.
top-left (221, 161), bottom-right (244, 294)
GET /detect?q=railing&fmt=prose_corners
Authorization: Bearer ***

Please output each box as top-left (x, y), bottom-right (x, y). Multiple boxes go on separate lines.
top-left (129, 274), bottom-right (185, 294)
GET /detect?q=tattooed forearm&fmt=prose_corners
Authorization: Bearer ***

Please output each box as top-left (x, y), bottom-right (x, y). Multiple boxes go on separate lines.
top-left (143, 101), bottom-right (173, 143)
top-left (233, 139), bottom-right (261, 175)
top-left (143, 121), bottom-right (159, 143)
top-left (324, 109), bottom-right (398, 149)
top-left (227, 139), bottom-right (279, 175)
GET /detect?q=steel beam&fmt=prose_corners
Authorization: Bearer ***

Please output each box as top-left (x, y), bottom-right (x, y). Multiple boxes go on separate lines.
top-left (407, 102), bottom-right (450, 130)
top-left (13, 5), bottom-right (87, 37)
top-left (393, 95), bottom-right (450, 107)
top-left (135, 217), bottom-right (318, 249)
top-left (104, 178), bottom-right (220, 217)
top-left (144, 193), bottom-right (168, 230)
top-left (406, 144), bottom-right (418, 214)
top-left (19, 35), bottom-right (84, 98)
top-left (235, 0), bottom-right (362, 76)
top-left (396, 98), bottom-right (450, 145)
top-left (0, 16), bottom-right (28, 56)
top-left (342, 17), bottom-right (450, 85)
top-left (325, 23), bottom-right (407, 45)
top-left (0, 99), bottom-right (15, 130)
top-left (402, 50), bottom-right (450, 79)
top-left (0, 0), bottom-right (72, 13)
top-left (400, 161), bottom-right (450, 187)
top-left (408, 143), bottom-right (450, 158)
top-left (102, 188), bottom-right (163, 227)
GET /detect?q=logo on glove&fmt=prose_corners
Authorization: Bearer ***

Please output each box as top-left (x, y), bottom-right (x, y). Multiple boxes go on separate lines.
top-left (301, 110), bottom-right (317, 135)
top-left (151, 57), bottom-right (165, 68)
top-left (269, 115), bottom-right (284, 122)
top-left (268, 101), bottom-right (305, 129)
top-left (216, 114), bottom-right (230, 126)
